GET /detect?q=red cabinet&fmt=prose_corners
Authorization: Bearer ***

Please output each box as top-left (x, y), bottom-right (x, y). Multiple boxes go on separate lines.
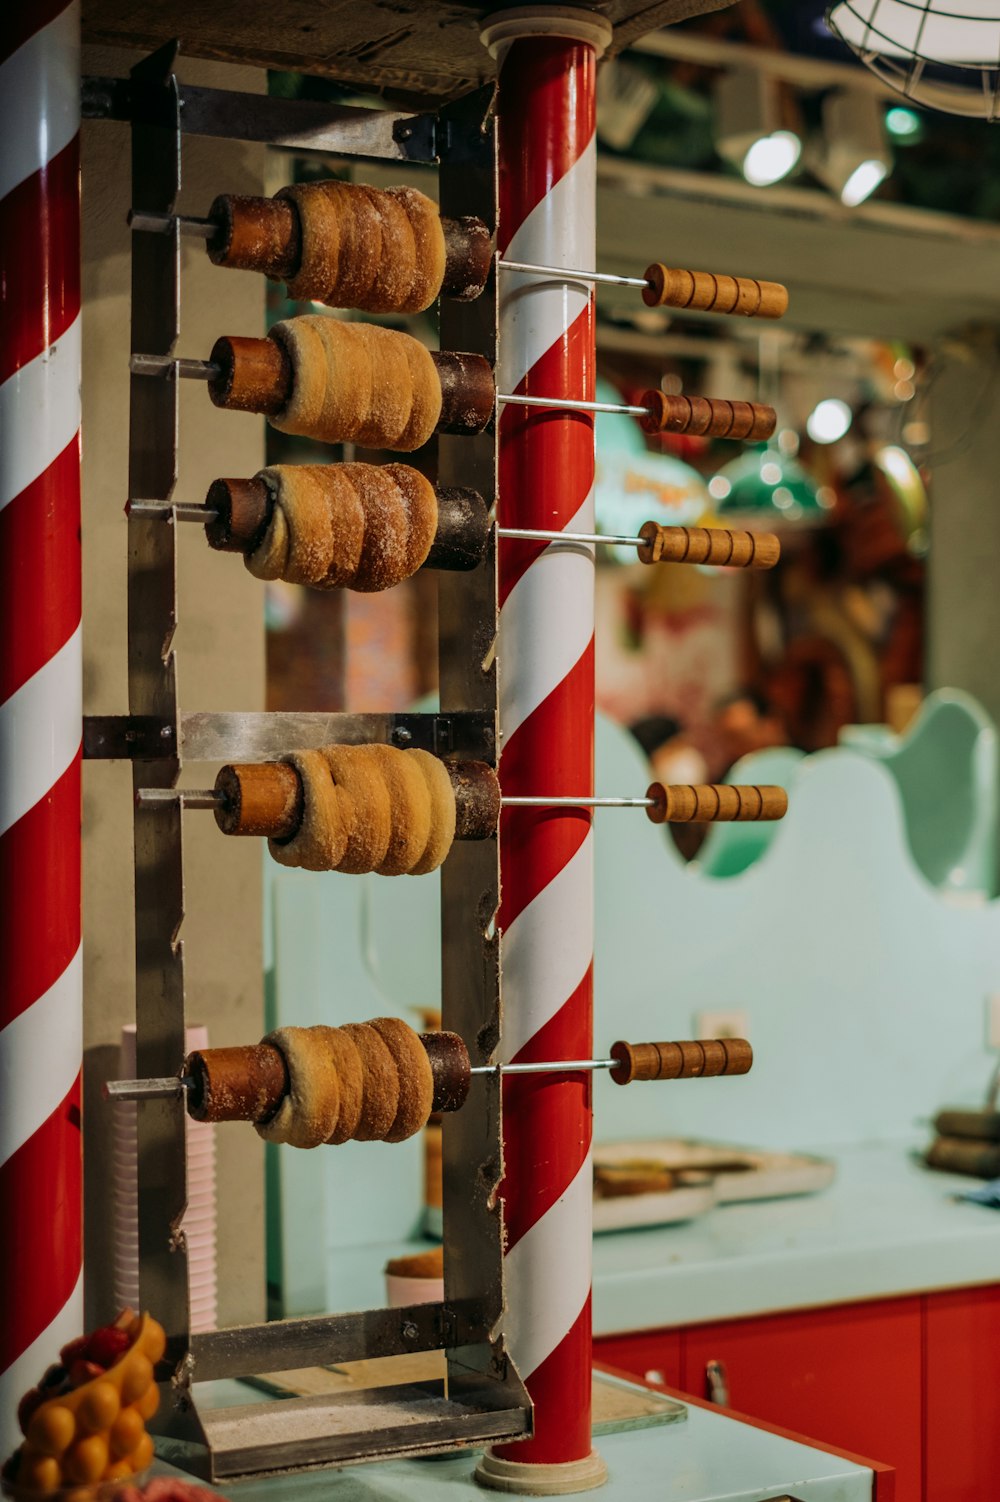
top-left (595, 1285), bottom-right (1000, 1502)
top-left (924, 1286), bottom-right (1000, 1502)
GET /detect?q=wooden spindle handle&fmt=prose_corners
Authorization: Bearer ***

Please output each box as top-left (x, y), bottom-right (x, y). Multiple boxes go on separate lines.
top-left (646, 783), bottom-right (787, 825)
top-left (637, 523), bottom-right (780, 570)
top-left (640, 391), bottom-right (776, 442)
top-left (609, 1038), bottom-right (752, 1085)
top-left (214, 757), bottom-right (501, 842)
top-left (643, 264), bottom-right (788, 320)
top-left (185, 1031), bottom-right (469, 1123)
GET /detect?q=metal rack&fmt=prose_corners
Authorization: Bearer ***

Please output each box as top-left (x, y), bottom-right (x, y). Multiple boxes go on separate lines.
top-left (84, 46), bottom-right (531, 1480)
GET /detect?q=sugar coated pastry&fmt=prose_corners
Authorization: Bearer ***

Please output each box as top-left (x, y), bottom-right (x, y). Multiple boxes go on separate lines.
top-left (268, 315), bottom-right (441, 450)
top-left (244, 462), bottom-right (437, 593)
top-left (265, 743), bottom-right (458, 877)
top-left (340, 1023), bottom-right (400, 1141)
top-left (255, 1026), bottom-right (342, 1148)
top-left (278, 181), bottom-right (446, 314)
top-left (369, 1016), bottom-right (435, 1142)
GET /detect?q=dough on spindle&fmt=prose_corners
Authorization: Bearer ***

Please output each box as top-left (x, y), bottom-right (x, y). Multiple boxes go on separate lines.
top-left (256, 1025), bottom-right (341, 1148)
top-left (407, 750), bottom-right (457, 875)
top-left (367, 744), bottom-right (433, 876)
top-left (386, 463), bottom-right (438, 576)
top-left (387, 186), bottom-right (446, 313)
top-left (277, 181), bottom-right (446, 314)
top-left (346, 463), bottom-right (411, 593)
top-left (341, 1022), bottom-right (400, 1141)
top-left (317, 465), bottom-right (367, 589)
top-left (268, 749), bottom-right (347, 872)
top-left (268, 316), bottom-right (440, 452)
top-left (246, 466), bottom-right (333, 586)
top-left (324, 1027), bottom-right (366, 1145)
top-left (322, 743), bottom-right (393, 874)
top-left (369, 1016), bottom-right (435, 1142)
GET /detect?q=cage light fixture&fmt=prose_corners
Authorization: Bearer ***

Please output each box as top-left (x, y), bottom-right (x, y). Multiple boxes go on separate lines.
top-left (715, 68), bottom-right (802, 186)
top-left (827, 2), bottom-right (1000, 120)
top-left (815, 87), bottom-right (892, 204)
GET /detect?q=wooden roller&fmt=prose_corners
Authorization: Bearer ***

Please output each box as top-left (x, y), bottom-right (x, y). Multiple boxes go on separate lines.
top-left (213, 756), bottom-right (500, 842)
top-left (609, 1037), bottom-right (753, 1085)
top-left (207, 193), bottom-right (492, 304)
top-left (638, 523), bottom-right (780, 570)
top-left (643, 264), bottom-right (788, 320)
top-left (207, 335), bottom-right (495, 436)
top-left (204, 474), bottom-right (491, 574)
top-left (646, 783), bottom-right (787, 825)
top-left (186, 1030), bottom-right (472, 1124)
top-left (640, 391), bottom-right (776, 442)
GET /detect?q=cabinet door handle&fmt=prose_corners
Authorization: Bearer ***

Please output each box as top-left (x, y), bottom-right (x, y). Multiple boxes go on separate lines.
top-left (705, 1358), bottom-right (730, 1406)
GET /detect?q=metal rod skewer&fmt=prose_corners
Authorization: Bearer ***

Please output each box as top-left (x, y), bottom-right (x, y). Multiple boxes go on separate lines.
top-left (103, 1076), bottom-right (193, 1101)
top-left (129, 354), bottom-right (218, 380)
top-left (470, 1059), bottom-right (616, 1076)
top-left (498, 392), bottom-right (648, 416)
top-left (498, 258), bottom-right (647, 290)
top-left (136, 788), bottom-right (653, 811)
top-left (126, 506), bottom-right (650, 551)
top-left (129, 210), bottom-right (215, 238)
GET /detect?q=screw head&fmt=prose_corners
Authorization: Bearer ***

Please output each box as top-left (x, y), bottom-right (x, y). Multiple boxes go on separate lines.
top-left (401, 1320), bottom-right (419, 1342)
top-left (392, 726), bottom-right (413, 748)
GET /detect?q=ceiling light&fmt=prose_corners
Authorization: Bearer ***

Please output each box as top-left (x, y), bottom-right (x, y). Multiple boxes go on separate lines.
top-left (716, 69), bottom-right (802, 187)
top-left (816, 89), bottom-right (891, 206)
top-left (885, 105), bottom-right (924, 141)
top-left (806, 398), bottom-right (853, 443)
top-left (827, 3), bottom-right (1000, 119)
top-left (715, 445), bottom-right (825, 525)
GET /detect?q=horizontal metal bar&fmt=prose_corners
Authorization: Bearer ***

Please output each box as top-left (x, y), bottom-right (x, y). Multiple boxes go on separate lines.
top-left (127, 500), bottom-right (216, 522)
top-left (129, 210), bottom-right (214, 238)
top-left (84, 711), bottom-right (494, 763)
top-left (130, 353), bottom-right (217, 380)
top-left (498, 527), bottom-right (642, 547)
top-left (499, 258), bottom-right (648, 290)
top-left (189, 1299), bottom-right (487, 1380)
top-left (83, 77), bottom-right (438, 163)
top-left (498, 392), bottom-right (648, 416)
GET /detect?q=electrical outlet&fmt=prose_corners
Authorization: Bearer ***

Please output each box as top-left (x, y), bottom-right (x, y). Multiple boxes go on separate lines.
top-left (695, 1009), bottom-right (748, 1041)
top-left (987, 994), bottom-right (1000, 1050)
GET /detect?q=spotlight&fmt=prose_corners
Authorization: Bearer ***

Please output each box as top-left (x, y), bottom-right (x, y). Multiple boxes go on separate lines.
top-left (716, 69), bottom-right (802, 187)
top-left (806, 398), bottom-right (852, 443)
top-left (827, 2), bottom-right (1000, 119)
top-left (816, 89), bottom-right (891, 206)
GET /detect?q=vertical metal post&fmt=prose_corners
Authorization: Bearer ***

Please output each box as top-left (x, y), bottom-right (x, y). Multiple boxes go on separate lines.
top-left (479, 7), bottom-right (610, 1493)
top-left (127, 43), bottom-right (190, 1359)
top-left (0, 0), bottom-right (83, 1459)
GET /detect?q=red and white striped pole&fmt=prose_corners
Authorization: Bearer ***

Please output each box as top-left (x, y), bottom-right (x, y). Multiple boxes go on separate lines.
top-left (0, 0), bottom-right (83, 1458)
top-left (479, 8), bottom-right (610, 1492)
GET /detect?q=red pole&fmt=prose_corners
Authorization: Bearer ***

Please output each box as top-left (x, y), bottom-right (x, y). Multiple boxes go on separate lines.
top-left (479, 8), bottom-right (610, 1493)
top-left (0, 0), bottom-right (83, 1457)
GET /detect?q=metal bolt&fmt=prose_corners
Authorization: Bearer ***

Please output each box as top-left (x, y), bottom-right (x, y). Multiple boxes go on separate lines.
top-left (392, 726), bottom-right (413, 748)
top-left (160, 724), bottom-right (174, 739)
top-left (401, 1320), bottom-right (419, 1342)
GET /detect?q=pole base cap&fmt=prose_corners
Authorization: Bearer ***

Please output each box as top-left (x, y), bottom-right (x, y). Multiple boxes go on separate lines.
top-left (475, 1449), bottom-right (608, 1495)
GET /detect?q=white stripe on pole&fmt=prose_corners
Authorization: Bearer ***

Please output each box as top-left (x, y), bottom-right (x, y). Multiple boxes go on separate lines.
top-left (0, 624), bottom-right (82, 836)
top-left (499, 834), bottom-right (594, 1064)
top-left (501, 1149), bottom-right (594, 1380)
top-left (0, 312), bottom-right (82, 513)
top-left (498, 137), bottom-right (597, 394)
top-left (0, 2), bottom-right (81, 201)
top-left (0, 946), bottom-right (82, 1168)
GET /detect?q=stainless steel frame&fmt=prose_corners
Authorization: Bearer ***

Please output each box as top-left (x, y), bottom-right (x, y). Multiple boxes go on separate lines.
top-left (101, 50), bottom-right (531, 1481)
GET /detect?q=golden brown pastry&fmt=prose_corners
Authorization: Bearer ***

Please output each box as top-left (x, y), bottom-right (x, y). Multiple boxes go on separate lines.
top-left (369, 1016), bottom-right (435, 1142)
top-left (256, 1026), bottom-right (342, 1148)
top-left (341, 1022), bottom-right (400, 1141)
